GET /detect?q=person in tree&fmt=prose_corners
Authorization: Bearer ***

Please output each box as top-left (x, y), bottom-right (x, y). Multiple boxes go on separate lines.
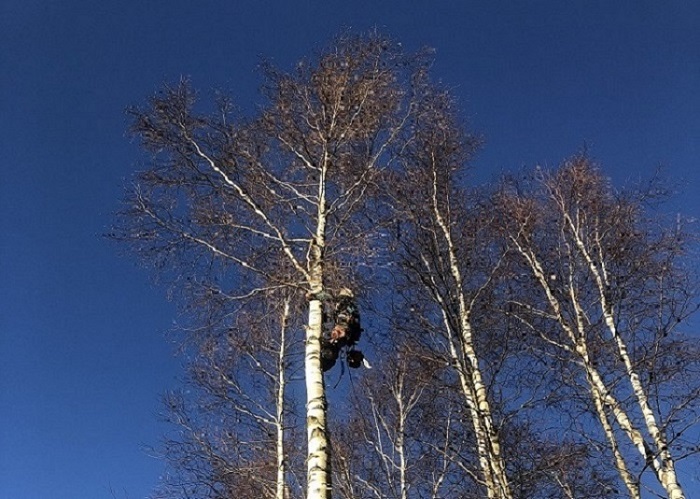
top-left (330, 288), bottom-right (362, 347)
top-left (317, 288), bottom-right (366, 371)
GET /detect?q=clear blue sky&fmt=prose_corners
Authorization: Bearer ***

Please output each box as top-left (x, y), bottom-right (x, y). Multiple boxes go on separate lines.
top-left (1, 1), bottom-right (699, 498)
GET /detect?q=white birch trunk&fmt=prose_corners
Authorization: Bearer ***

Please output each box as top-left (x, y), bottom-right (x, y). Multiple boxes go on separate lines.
top-left (396, 375), bottom-right (409, 499)
top-left (306, 159), bottom-right (331, 499)
top-left (430, 170), bottom-right (512, 499)
top-left (459, 319), bottom-right (511, 499)
top-left (305, 293), bottom-right (330, 499)
top-left (443, 326), bottom-right (497, 497)
top-left (276, 299), bottom-right (290, 499)
top-left (512, 240), bottom-right (644, 496)
top-left (602, 295), bottom-right (683, 498)
top-left (578, 343), bottom-right (641, 498)
top-left (565, 215), bottom-right (685, 499)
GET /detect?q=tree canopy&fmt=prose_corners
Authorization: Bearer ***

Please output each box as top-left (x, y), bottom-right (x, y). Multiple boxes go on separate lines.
top-left (116, 32), bottom-right (700, 499)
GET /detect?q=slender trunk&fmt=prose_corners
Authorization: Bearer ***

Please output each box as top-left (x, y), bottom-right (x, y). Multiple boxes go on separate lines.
top-left (430, 169), bottom-right (512, 499)
top-left (585, 351), bottom-right (652, 497)
top-left (578, 343), bottom-right (640, 498)
top-left (443, 325), bottom-right (497, 497)
top-left (306, 161), bottom-right (331, 499)
top-left (276, 299), bottom-right (290, 499)
top-left (305, 292), bottom-right (330, 499)
top-left (566, 213), bottom-right (684, 499)
top-left (605, 308), bottom-right (683, 498)
top-left (513, 240), bottom-right (643, 495)
top-left (459, 319), bottom-right (511, 498)
top-left (396, 375), bottom-right (408, 499)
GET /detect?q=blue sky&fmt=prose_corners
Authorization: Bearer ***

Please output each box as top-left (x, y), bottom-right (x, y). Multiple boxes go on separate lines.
top-left (1, 1), bottom-right (699, 498)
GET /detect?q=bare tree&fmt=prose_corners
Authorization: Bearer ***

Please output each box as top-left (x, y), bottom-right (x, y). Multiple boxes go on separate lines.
top-left (384, 89), bottom-right (514, 498)
top-left (330, 338), bottom-right (478, 499)
top-left (115, 32), bottom-right (434, 498)
top-left (382, 99), bottom-right (620, 496)
top-left (470, 302), bottom-right (623, 498)
top-left (114, 30), bottom-right (700, 499)
top-left (150, 291), bottom-right (303, 499)
top-left (494, 157), bottom-right (700, 498)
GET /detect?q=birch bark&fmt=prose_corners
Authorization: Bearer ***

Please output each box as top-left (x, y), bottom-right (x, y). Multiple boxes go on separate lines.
top-left (305, 294), bottom-right (330, 499)
top-left (276, 299), bottom-right (290, 499)
top-left (510, 237), bottom-right (642, 497)
top-left (561, 208), bottom-right (684, 499)
top-left (429, 168), bottom-right (512, 499)
top-left (305, 169), bottom-right (331, 498)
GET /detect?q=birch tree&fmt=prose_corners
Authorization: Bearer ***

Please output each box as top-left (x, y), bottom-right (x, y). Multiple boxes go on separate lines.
top-left (331, 340), bottom-right (474, 499)
top-left (495, 157), bottom-right (700, 498)
top-left (386, 90), bottom-right (514, 498)
top-left (151, 292), bottom-right (302, 499)
top-left (116, 32), bottom-right (431, 498)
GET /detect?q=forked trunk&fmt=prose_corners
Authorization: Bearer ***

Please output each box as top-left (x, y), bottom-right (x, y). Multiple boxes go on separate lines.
top-left (578, 343), bottom-right (640, 498)
top-left (511, 240), bottom-right (625, 490)
top-left (430, 170), bottom-right (512, 499)
top-left (566, 218), bottom-right (685, 499)
top-left (512, 237), bottom-right (666, 497)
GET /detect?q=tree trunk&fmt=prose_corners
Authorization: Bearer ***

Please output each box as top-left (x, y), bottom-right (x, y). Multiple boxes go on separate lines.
top-left (567, 219), bottom-right (685, 499)
top-left (511, 239), bottom-right (644, 495)
top-left (578, 343), bottom-right (641, 498)
top-left (460, 321), bottom-right (511, 499)
top-left (396, 375), bottom-right (409, 499)
top-left (443, 325), bottom-right (497, 497)
top-left (276, 299), bottom-right (290, 499)
top-left (305, 293), bottom-right (330, 499)
top-left (430, 170), bottom-right (512, 499)
top-left (306, 163), bottom-right (331, 498)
